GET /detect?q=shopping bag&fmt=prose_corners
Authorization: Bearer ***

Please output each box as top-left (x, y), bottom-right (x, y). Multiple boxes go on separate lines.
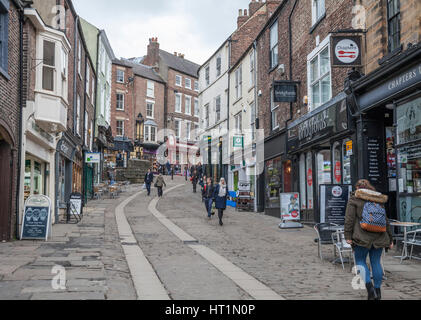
top-left (142, 183), bottom-right (146, 190)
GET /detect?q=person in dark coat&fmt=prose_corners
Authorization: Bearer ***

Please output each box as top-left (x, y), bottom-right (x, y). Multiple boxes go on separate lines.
top-left (213, 178), bottom-right (228, 226)
top-left (345, 179), bottom-right (393, 300)
top-left (200, 175), bottom-right (207, 202)
top-left (154, 173), bottom-right (166, 198)
top-left (202, 178), bottom-right (215, 219)
top-left (144, 169), bottom-right (154, 196)
top-left (191, 170), bottom-right (199, 193)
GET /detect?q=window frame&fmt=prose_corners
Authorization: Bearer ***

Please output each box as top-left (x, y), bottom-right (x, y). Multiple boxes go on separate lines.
top-left (175, 119), bottom-right (181, 138)
top-left (205, 65), bottom-right (210, 86)
top-left (216, 55), bottom-right (222, 77)
top-left (312, 0), bottom-right (326, 26)
top-left (194, 98), bottom-right (199, 117)
top-left (185, 95), bottom-right (192, 115)
top-left (235, 65), bottom-right (242, 100)
top-left (250, 50), bottom-right (255, 88)
top-left (307, 35), bottom-right (332, 111)
top-left (194, 80), bottom-right (199, 92)
top-left (147, 80), bottom-right (155, 98)
top-left (185, 78), bottom-right (192, 89)
top-left (387, 0), bottom-right (401, 53)
top-left (116, 69), bottom-right (125, 83)
top-left (270, 20), bottom-right (279, 69)
top-left (215, 95), bottom-right (221, 123)
top-left (116, 92), bottom-right (125, 111)
top-left (116, 120), bottom-right (125, 137)
top-left (0, 0), bottom-right (9, 76)
top-left (175, 74), bottom-right (182, 87)
top-left (76, 95), bottom-right (81, 136)
top-left (146, 101), bottom-right (154, 119)
top-left (42, 40), bottom-right (56, 91)
top-left (175, 93), bottom-right (182, 113)
top-left (271, 87), bottom-right (279, 130)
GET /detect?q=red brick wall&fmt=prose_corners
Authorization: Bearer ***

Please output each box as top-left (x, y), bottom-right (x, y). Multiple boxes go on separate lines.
top-left (166, 68), bottom-right (199, 135)
top-left (257, 0), bottom-right (355, 138)
top-left (0, 1), bottom-right (21, 239)
top-left (111, 64), bottom-right (135, 140)
top-left (133, 76), bottom-right (166, 140)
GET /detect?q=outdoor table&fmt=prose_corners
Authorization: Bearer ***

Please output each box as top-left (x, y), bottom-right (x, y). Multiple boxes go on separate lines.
top-left (390, 222), bottom-right (421, 263)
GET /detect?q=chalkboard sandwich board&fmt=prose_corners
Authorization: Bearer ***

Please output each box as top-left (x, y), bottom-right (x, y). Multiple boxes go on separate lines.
top-left (21, 195), bottom-right (52, 241)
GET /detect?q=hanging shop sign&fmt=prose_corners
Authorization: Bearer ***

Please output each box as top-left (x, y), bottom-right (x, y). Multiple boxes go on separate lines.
top-left (273, 81), bottom-right (299, 103)
top-left (21, 195), bottom-right (52, 241)
top-left (233, 136), bottom-right (244, 148)
top-left (287, 97), bottom-right (349, 152)
top-left (358, 62), bottom-right (421, 111)
top-left (331, 35), bottom-right (362, 67)
top-left (85, 152), bottom-right (101, 164)
top-left (320, 185), bottom-right (353, 225)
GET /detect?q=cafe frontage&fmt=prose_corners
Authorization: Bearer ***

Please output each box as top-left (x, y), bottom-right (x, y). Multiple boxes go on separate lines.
top-left (286, 92), bottom-right (355, 223)
top-left (349, 42), bottom-right (421, 224)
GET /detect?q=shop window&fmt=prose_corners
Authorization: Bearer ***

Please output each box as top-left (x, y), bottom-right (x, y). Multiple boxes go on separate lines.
top-left (283, 161), bottom-right (292, 193)
top-left (58, 156), bottom-right (66, 205)
top-left (24, 158), bottom-right (45, 201)
top-left (299, 154), bottom-right (307, 209)
top-left (317, 150), bottom-right (331, 187)
top-left (306, 152), bottom-right (314, 210)
top-left (343, 139), bottom-right (352, 185)
top-left (332, 142), bottom-right (342, 184)
top-left (265, 158), bottom-right (282, 209)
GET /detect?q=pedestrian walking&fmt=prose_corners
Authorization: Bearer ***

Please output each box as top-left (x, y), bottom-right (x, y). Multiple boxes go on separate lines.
top-left (344, 179), bottom-right (394, 301)
top-left (213, 178), bottom-right (228, 226)
top-left (200, 175), bottom-right (207, 202)
top-left (202, 178), bottom-right (215, 219)
top-left (171, 165), bottom-right (174, 180)
top-left (191, 170), bottom-right (199, 193)
top-left (154, 173), bottom-right (167, 198)
top-left (144, 169), bottom-right (154, 196)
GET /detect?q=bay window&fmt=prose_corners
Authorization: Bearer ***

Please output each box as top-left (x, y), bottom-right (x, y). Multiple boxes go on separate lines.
top-left (42, 40), bottom-right (55, 91)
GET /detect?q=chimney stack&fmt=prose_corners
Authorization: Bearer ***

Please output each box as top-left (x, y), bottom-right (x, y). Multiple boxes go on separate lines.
top-left (144, 36), bottom-right (160, 72)
top-left (237, 8), bottom-right (249, 29)
top-left (249, 0), bottom-right (264, 17)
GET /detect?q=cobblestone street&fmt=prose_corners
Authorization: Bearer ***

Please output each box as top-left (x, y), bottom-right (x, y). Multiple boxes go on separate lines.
top-left (0, 177), bottom-right (420, 300)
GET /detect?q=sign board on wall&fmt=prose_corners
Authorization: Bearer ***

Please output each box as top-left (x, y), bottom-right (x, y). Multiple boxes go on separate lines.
top-left (21, 195), bottom-right (52, 241)
top-left (85, 152), bottom-right (101, 164)
top-left (273, 81), bottom-right (298, 103)
top-left (320, 185), bottom-right (353, 225)
top-left (331, 35), bottom-right (362, 67)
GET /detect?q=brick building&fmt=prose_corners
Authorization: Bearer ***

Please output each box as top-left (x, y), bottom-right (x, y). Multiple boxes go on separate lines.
top-left (109, 57), bottom-right (165, 169)
top-left (0, 0), bottom-right (24, 241)
top-left (142, 38), bottom-right (201, 170)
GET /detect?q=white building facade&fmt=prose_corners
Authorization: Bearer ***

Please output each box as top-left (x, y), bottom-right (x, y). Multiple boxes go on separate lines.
top-left (198, 40), bottom-right (230, 182)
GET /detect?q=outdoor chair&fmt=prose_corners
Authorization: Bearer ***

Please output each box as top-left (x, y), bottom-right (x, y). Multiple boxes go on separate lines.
top-left (314, 223), bottom-right (339, 261)
top-left (389, 219), bottom-right (405, 245)
top-left (332, 230), bottom-right (355, 271)
top-left (93, 186), bottom-right (102, 200)
top-left (404, 229), bottom-right (421, 261)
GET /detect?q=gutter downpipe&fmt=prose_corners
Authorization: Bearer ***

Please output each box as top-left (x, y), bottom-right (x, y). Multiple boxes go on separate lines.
top-left (253, 40), bottom-right (258, 213)
top-left (16, 4), bottom-right (24, 239)
top-left (227, 37), bottom-right (232, 189)
top-left (287, 0), bottom-right (299, 127)
top-left (93, 31), bottom-right (100, 184)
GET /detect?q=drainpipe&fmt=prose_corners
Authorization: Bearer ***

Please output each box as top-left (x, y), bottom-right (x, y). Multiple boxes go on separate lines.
top-left (253, 40), bottom-right (258, 213)
top-left (16, 5), bottom-right (24, 240)
top-left (73, 16), bottom-right (79, 135)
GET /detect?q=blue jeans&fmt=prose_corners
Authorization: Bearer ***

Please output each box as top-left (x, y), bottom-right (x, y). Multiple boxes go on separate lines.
top-left (205, 198), bottom-right (213, 217)
top-left (354, 245), bottom-right (384, 289)
top-left (146, 183), bottom-right (151, 195)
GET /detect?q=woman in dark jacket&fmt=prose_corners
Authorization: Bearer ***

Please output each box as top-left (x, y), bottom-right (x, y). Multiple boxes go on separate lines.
top-left (345, 179), bottom-right (394, 300)
top-left (213, 178), bottom-right (228, 226)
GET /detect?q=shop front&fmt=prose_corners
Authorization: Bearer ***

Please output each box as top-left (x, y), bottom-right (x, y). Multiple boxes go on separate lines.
top-left (263, 131), bottom-right (289, 217)
top-left (350, 43), bottom-right (421, 223)
top-left (55, 135), bottom-right (76, 222)
top-left (287, 93), bottom-right (354, 223)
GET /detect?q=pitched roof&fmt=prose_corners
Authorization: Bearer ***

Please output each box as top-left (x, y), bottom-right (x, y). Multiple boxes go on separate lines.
top-left (159, 50), bottom-right (200, 78)
top-left (113, 58), bottom-right (165, 83)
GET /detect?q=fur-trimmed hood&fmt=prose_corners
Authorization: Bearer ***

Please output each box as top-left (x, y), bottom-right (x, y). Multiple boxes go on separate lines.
top-left (355, 189), bottom-right (388, 204)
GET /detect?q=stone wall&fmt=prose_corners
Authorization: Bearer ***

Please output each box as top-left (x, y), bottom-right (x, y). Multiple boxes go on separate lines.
top-left (116, 159), bottom-right (150, 184)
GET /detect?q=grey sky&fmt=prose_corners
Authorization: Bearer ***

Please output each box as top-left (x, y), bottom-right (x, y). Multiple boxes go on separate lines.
top-left (72, 0), bottom-right (250, 65)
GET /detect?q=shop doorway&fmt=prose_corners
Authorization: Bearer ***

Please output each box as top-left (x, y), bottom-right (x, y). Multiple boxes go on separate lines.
top-left (0, 139), bottom-right (12, 241)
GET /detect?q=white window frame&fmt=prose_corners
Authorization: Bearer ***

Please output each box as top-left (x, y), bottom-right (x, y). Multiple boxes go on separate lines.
top-left (175, 75), bottom-right (182, 86)
top-left (186, 121), bottom-right (191, 141)
top-left (234, 112), bottom-right (242, 133)
top-left (146, 100), bottom-right (154, 119)
top-left (271, 88), bottom-right (279, 130)
top-left (194, 98), bottom-right (199, 117)
top-left (185, 95), bottom-right (192, 115)
top-left (205, 65), bottom-right (210, 86)
top-left (185, 78), bottom-right (192, 89)
top-left (175, 119), bottom-right (181, 138)
top-left (42, 40), bottom-right (56, 92)
top-left (270, 20), bottom-right (279, 69)
top-left (175, 93), bottom-right (182, 113)
top-left (307, 35), bottom-right (332, 111)
top-left (116, 120), bottom-right (124, 137)
top-left (216, 54), bottom-right (222, 77)
top-left (215, 95), bottom-right (221, 123)
top-left (147, 80), bottom-right (155, 98)
top-left (250, 50), bottom-right (255, 88)
top-left (194, 80), bottom-right (199, 92)
top-left (235, 65), bottom-right (242, 100)
top-left (204, 104), bottom-right (209, 128)
top-left (116, 69), bottom-right (125, 83)
top-left (312, 0), bottom-right (326, 26)
top-left (76, 95), bottom-right (81, 136)
top-left (144, 125), bottom-right (157, 142)
top-left (116, 92), bottom-right (125, 111)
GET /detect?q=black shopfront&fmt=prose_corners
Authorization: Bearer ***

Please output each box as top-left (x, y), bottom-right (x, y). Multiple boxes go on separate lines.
top-left (349, 43), bottom-right (421, 224)
top-left (287, 93), bottom-right (356, 223)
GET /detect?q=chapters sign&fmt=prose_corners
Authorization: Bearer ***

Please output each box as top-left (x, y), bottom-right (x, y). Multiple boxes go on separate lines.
top-left (331, 35), bottom-right (362, 67)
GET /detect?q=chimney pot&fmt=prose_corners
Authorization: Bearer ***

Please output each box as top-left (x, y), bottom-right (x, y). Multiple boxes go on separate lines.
top-left (239, 9), bottom-right (243, 16)
top-left (244, 9), bottom-right (248, 16)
